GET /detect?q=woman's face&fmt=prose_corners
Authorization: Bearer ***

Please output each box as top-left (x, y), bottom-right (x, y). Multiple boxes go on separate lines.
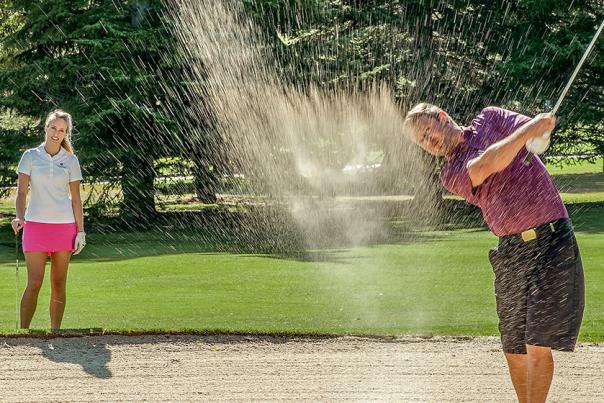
top-left (45, 118), bottom-right (68, 145)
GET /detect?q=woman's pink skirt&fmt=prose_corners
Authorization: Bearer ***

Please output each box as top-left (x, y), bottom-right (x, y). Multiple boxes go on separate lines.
top-left (22, 221), bottom-right (78, 256)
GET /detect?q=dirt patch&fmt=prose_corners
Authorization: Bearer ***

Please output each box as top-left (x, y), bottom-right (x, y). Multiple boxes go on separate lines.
top-left (0, 335), bottom-right (601, 402)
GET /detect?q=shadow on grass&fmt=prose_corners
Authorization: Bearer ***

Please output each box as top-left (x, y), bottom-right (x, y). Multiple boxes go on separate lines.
top-left (553, 172), bottom-right (604, 193)
top-left (566, 203), bottom-right (604, 233)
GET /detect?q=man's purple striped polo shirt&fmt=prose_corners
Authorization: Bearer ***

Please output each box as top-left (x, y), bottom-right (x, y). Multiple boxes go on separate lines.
top-left (440, 107), bottom-right (567, 236)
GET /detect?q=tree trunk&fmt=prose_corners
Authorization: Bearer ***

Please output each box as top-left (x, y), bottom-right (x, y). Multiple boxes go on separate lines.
top-left (193, 157), bottom-right (219, 204)
top-left (410, 1), bottom-right (434, 100)
top-left (121, 152), bottom-right (157, 225)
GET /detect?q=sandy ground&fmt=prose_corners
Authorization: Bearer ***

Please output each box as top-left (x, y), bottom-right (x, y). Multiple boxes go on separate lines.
top-left (0, 335), bottom-right (602, 402)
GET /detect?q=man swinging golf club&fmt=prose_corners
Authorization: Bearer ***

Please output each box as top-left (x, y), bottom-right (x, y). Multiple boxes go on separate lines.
top-left (403, 103), bottom-right (584, 403)
top-left (403, 19), bottom-right (603, 401)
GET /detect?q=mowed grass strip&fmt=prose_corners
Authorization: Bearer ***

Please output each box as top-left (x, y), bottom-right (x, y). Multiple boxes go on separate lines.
top-left (0, 207), bottom-right (601, 341)
top-left (546, 157), bottom-right (603, 175)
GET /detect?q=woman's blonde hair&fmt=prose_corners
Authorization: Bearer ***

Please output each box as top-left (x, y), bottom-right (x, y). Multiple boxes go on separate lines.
top-left (45, 109), bottom-right (74, 154)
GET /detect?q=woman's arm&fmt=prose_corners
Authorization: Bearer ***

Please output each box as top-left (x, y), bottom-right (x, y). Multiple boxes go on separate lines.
top-left (69, 181), bottom-right (84, 232)
top-left (12, 173), bottom-right (30, 233)
top-left (15, 173), bottom-right (29, 220)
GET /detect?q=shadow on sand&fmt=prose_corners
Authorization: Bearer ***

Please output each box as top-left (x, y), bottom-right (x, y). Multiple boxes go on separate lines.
top-left (8, 329), bottom-right (112, 378)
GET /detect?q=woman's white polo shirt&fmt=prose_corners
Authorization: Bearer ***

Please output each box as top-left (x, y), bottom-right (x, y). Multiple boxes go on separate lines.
top-left (16, 145), bottom-right (83, 223)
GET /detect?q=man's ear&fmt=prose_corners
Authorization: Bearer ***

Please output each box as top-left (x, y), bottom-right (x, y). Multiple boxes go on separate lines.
top-left (437, 111), bottom-right (448, 123)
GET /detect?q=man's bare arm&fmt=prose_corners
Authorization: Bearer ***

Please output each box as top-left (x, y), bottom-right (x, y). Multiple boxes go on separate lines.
top-left (466, 113), bottom-right (555, 187)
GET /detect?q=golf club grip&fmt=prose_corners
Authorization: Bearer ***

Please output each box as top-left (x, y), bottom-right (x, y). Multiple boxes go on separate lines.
top-left (523, 130), bottom-right (550, 166)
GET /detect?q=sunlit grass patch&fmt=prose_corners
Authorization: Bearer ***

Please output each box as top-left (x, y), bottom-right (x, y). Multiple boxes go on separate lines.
top-left (0, 207), bottom-right (601, 341)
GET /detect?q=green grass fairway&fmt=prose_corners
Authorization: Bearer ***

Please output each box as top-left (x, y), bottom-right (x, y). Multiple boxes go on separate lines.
top-left (0, 164), bottom-right (602, 338)
top-left (0, 206), bottom-right (602, 341)
top-left (546, 157), bottom-right (603, 175)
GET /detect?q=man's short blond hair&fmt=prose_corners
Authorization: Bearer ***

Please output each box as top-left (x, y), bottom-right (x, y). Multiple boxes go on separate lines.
top-left (401, 103), bottom-right (439, 138)
top-left (404, 102), bottom-right (443, 126)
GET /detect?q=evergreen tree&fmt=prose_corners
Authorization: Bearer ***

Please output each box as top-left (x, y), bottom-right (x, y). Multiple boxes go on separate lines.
top-left (248, 0), bottom-right (603, 183)
top-left (0, 0), bottom-right (222, 221)
top-left (0, 5), bottom-right (30, 197)
top-left (486, 0), bottom-right (603, 162)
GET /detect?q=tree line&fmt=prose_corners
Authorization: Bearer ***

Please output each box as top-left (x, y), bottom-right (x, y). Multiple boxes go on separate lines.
top-left (1, 0), bottom-right (602, 222)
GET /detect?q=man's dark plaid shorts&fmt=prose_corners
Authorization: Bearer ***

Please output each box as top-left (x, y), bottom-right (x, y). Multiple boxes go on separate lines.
top-left (488, 218), bottom-right (585, 354)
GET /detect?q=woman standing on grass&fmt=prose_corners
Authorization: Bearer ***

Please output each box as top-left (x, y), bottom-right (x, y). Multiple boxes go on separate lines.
top-left (10, 110), bottom-right (86, 331)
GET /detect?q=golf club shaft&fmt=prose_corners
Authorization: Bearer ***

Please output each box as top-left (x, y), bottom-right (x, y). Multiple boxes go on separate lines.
top-left (15, 233), bottom-right (19, 330)
top-left (523, 19), bottom-right (604, 165)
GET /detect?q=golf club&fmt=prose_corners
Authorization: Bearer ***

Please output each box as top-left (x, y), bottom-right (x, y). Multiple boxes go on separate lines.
top-left (523, 19), bottom-right (604, 165)
top-left (15, 232), bottom-right (19, 330)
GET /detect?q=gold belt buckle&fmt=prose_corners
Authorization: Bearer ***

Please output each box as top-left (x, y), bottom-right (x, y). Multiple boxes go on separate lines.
top-left (521, 229), bottom-right (537, 242)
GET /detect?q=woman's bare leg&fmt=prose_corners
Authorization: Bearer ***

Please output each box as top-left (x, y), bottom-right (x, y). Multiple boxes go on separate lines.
top-left (21, 252), bottom-right (48, 329)
top-left (49, 251), bottom-right (71, 331)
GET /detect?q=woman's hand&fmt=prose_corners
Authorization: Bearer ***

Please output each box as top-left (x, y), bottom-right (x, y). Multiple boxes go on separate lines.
top-left (73, 231), bottom-right (86, 255)
top-left (11, 218), bottom-right (24, 234)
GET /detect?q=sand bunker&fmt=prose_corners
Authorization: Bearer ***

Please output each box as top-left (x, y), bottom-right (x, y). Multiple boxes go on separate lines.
top-left (0, 335), bottom-right (602, 402)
